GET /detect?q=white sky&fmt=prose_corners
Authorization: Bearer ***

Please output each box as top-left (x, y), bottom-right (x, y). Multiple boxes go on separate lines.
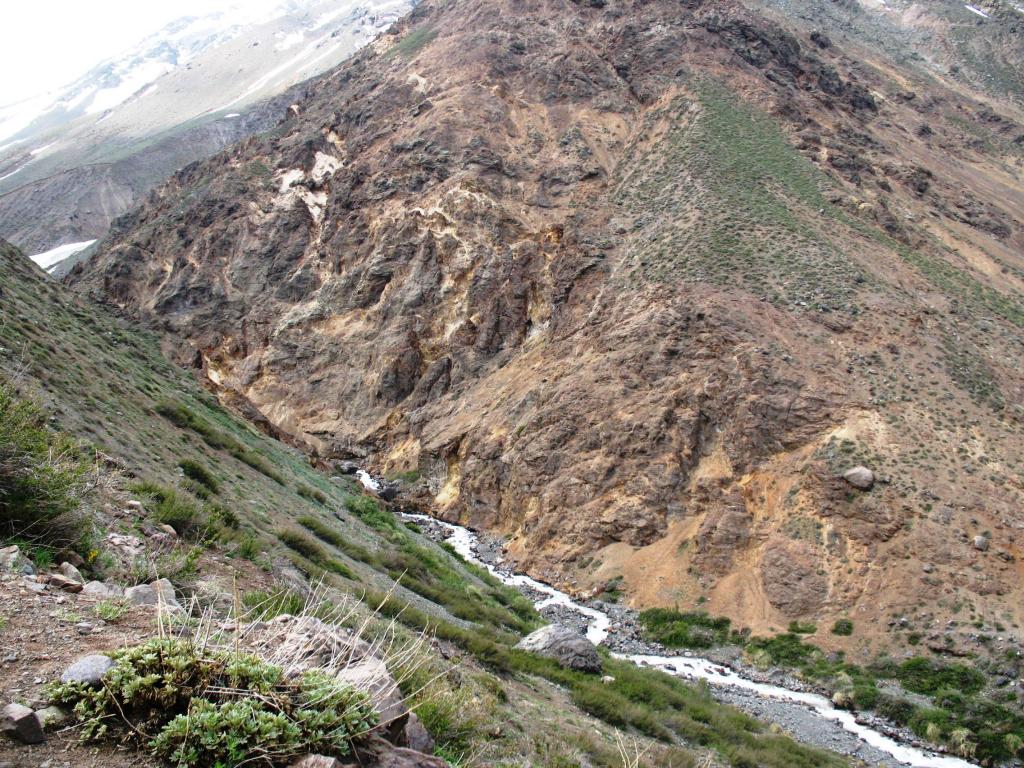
top-left (0, 1), bottom-right (238, 106)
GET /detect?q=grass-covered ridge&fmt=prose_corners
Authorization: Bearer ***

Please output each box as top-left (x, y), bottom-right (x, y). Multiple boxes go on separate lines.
top-left (614, 80), bottom-right (864, 311)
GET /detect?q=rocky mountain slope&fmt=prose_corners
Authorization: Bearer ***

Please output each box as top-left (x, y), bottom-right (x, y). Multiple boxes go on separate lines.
top-left (0, 0), bottom-right (411, 257)
top-left (1, 238), bottom-right (874, 767)
top-left (72, 0), bottom-right (1024, 679)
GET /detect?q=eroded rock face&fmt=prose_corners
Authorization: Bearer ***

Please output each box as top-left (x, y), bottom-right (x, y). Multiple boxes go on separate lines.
top-left (73, 0), bottom-right (1024, 637)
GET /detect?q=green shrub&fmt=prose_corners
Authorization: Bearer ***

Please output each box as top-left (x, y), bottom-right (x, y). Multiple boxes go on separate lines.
top-left (179, 459), bottom-right (218, 493)
top-left (788, 621), bottom-right (817, 635)
top-left (874, 657), bottom-right (986, 696)
top-left (132, 482), bottom-right (201, 538)
top-left (0, 381), bottom-right (91, 552)
top-left (242, 589), bottom-right (307, 619)
top-left (831, 619), bottom-right (854, 636)
top-left (279, 530), bottom-right (355, 579)
top-left (231, 448), bottom-right (286, 485)
top-left (93, 600), bottom-right (129, 622)
top-left (745, 634), bottom-right (816, 666)
top-left (48, 638), bottom-right (377, 767)
top-left (343, 495), bottom-right (396, 531)
top-left (297, 485), bottom-right (327, 505)
top-left (639, 609), bottom-right (733, 649)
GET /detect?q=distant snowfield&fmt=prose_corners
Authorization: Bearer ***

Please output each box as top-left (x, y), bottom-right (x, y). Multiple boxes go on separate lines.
top-left (28, 239), bottom-right (97, 271)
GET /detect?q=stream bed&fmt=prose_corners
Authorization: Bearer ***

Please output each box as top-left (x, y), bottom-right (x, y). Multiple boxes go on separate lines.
top-left (399, 511), bottom-right (977, 768)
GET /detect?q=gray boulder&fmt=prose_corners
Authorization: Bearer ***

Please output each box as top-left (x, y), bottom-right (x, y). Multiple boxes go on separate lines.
top-left (1, 703), bottom-right (44, 744)
top-left (842, 466), bottom-right (875, 490)
top-left (336, 656), bottom-right (408, 741)
top-left (973, 535), bottom-right (990, 552)
top-left (60, 654), bottom-right (114, 685)
top-left (0, 545), bottom-right (32, 575)
top-left (124, 584), bottom-right (157, 605)
top-left (57, 562), bottom-right (85, 584)
top-left (402, 712), bottom-right (435, 753)
top-left (81, 580), bottom-right (124, 599)
top-left (516, 624), bottom-right (602, 673)
top-left (290, 757), bottom-right (343, 768)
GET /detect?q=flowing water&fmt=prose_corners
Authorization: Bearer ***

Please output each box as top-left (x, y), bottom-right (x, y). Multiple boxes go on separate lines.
top-left (402, 513), bottom-right (977, 768)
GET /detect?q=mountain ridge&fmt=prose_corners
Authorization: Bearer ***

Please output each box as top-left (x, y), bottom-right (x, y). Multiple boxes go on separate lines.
top-left (72, 0), bottom-right (1024, 666)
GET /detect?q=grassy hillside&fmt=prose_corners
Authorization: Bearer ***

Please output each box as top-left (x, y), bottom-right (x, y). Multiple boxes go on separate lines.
top-left (0, 239), bottom-right (853, 767)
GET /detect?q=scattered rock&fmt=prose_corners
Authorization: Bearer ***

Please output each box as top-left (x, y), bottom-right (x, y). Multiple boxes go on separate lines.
top-left (1, 702), bottom-right (45, 744)
top-left (516, 624), bottom-right (602, 673)
top-left (48, 574), bottom-right (83, 593)
top-left (842, 466), bottom-right (875, 490)
top-left (57, 562), bottom-right (85, 584)
top-left (290, 756), bottom-right (342, 768)
top-left (60, 654), bottom-right (114, 685)
top-left (973, 535), bottom-right (990, 552)
top-left (402, 712), bottom-right (435, 753)
top-left (35, 705), bottom-right (69, 730)
top-left (375, 745), bottom-right (449, 768)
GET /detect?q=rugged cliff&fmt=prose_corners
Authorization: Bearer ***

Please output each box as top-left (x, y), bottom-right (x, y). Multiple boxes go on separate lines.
top-left (73, 0), bottom-right (1024, 651)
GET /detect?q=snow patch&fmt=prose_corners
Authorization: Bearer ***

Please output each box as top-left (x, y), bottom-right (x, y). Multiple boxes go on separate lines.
top-left (275, 31), bottom-right (306, 51)
top-left (963, 4), bottom-right (990, 17)
top-left (0, 164), bottom-right (27, 182)
top-left (224, 113), bottom-right (241, 118)
top-left (30, 141), bottom-right (57, 156)
top-left (86, 59), bottom-right (176, 115)
top-left (27, 240), bottom-right (97, 271)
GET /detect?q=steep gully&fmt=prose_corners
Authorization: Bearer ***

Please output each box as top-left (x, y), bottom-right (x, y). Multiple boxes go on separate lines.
top-left (354, 472), bottom-right (976, 768)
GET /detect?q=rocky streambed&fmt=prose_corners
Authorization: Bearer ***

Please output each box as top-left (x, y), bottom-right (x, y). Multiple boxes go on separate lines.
top-left (402, 512), bottom-right (978, 768)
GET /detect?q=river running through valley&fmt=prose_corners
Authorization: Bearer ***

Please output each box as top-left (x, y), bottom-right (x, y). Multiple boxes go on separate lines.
top-left (398, 511), bottom-right (977, 768)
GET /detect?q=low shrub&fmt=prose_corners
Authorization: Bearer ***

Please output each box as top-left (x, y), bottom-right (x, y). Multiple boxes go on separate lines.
top-left (788, 621), bottom-right (817, 635)
top-left (831, 619), bottom-right (854, 636)
top-left (0, 381), bottom-right (91, 552)
top-left (179, 459), bottom-right (218, 494)
top-left (297, 485), bottom-right (327, 505)
top-left (639, 609), bottom-right (734, 649)
top-left (344, 495), bottom-right (396, 532)
top-left (48, 638), bottom-right (377, 767)
top-left (278, 529), bottom-right (356, 580)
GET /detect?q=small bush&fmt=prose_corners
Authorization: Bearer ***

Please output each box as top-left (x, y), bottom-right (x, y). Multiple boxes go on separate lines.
top-left (132, 482), bottom-right (202, 538)
top-left (639, 609), bottom-right (733, 649)
top-left (788, 621), bottom-right (817, 635)
top-left (279, 530), bottom-right (356, 580)
top-left (745, 634), bottom-right (816, 666)
top-left (232, 448), bottom-right (286, 485)
top-left (179, 459), bottom-right (218, 494)
top-left (0, 381), bottom-right (91, 552)
top-left (831, 619), bottom-right (854, 636)
top-left (297, 485), bottom-right (327, 505)
top-left (48, 638), bottom-right (377, 767)
top-left (94, 599), bottom-right (129, 622)
top-left (344, 495), bottom-right (396, 532)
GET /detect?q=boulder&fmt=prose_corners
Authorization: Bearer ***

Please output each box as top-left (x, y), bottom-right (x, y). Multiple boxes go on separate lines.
top-left (124, 584), bottom-right (157, 605)
top-left (60, 654), bottom-right (114, 685)
top-left (515, 625), bottom-right (602, 673)
top-left (57, 562), bottom-right (85, 584)
top-left (81, 580), bottom-right (124, 599)
top-left (973, 535), bottom-right (990, 552)
top-left (336, 656), bottom-right (408, 741)
top-left (35, 705), bottom-right (69, 730)
top-left (1, 703), bottom-right (44, 744)
top-left (402, 712), bottom-right (435, 753)
top-left (0, 545), bottom-right (32, 575)
top-left (842, 466), bottom-right (875, 490)
top-left (152, 578), bottom-right (181, 609)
